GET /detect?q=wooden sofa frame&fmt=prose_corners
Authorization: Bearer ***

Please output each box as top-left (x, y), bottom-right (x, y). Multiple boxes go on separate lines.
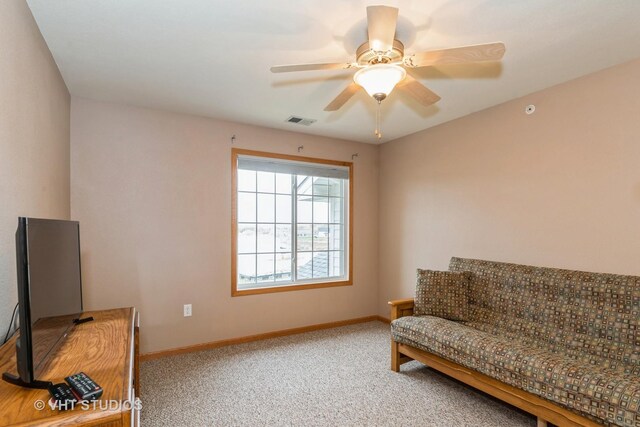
top-left (389, 298), bottom-right (601, 427)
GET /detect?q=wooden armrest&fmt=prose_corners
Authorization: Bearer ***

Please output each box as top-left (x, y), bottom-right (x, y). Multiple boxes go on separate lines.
top-left (388, 298), bottom-right (415, 307)
top-left (388, 298), bottom-right (414, 320)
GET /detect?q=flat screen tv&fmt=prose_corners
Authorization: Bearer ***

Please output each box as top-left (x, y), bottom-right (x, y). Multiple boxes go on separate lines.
top-left (2, 217), bottom-right (84, 389)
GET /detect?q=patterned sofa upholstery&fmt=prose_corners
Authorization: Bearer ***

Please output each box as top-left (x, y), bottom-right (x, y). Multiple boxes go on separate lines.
top-left (390, 258), bottom-right (640, 427)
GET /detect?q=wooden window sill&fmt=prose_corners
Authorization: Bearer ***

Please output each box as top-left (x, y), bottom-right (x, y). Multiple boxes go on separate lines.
top-left (232, 279), bottom-right (352, 296)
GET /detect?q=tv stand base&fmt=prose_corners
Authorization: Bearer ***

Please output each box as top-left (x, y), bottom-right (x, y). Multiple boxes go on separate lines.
top-left (1, 372), bottom-right (52, 389)
top-left (73, 316), bottom-right (94, 325)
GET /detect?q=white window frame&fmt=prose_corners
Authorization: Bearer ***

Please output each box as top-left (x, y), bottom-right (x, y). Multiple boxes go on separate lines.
top-left (231, 149), bottom-right (353, 296)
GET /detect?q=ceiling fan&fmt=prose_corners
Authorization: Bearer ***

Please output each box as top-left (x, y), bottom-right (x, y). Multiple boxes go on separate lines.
top-left (270, 5), bottom-right (505, 138)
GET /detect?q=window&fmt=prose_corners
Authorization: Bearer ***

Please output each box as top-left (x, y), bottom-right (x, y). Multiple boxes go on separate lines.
top-left (232, 149), bottom-right (352, 296)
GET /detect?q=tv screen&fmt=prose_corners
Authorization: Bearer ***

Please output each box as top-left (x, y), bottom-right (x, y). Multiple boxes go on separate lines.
top-left (2, 217), bottom-right (83, 388)
top-left (26, 218), bottom-right (83, 372)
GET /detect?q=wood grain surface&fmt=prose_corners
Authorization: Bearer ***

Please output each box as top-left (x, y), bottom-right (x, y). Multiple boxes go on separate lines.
top-left (0, 308), bottom-right (135, 426)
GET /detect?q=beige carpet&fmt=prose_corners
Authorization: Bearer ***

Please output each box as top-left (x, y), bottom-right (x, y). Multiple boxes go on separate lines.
top-left (140, 321), bottom-right (535, 426)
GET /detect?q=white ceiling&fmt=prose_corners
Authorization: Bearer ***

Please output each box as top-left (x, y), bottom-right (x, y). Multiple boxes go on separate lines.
top-left (28, 0), bottom-right (640, 144)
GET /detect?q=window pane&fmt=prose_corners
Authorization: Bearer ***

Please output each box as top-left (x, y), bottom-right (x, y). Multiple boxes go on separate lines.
top-left (313, 197), bottom-right (329, 223)
top-left (257, 194), bottom-right (275, 223)
top-left (297, 224), bottom-right (312, 251)
top-left (257, 171), bottom-right (275, 193)
top-left (313, 224), bottom-right (329, 251)
top-left (238, 170), bottom-right (256, 192)
top-left (297, 175), bottom-right (312, 195)
top-left (329, 251), bottom-right (343, 277)
top-left (238, 254), bottom-right (256, 285)
top-left (236, 155), bottom-right (349, 291)
top-left (328, 178), bottom-right (342, 196)
top-left (276, 225), bottom-right (291, 253)
top-left (313, 177), bottom-right (329, 196)
top-left (329, 224), bottom-right (342, 250)
top-left (275, 253), bottom-right (292, 281)
top-left (312, 252), bottom-right (329, 278)
top-left (238, 192), bottom-right (256, 222)
top-left (297, 196), bottom-right (312, 223)
top-left (297, 252), bottom-right (312, 280)
top-left (238, 224), bottom-right (256, 253)
top-left (275, 195), bottom-right (291, 223)
top-left (275, 173), bottom-right (291, 194)
top-left (329, 197), bottom-right (343, 224)
top-left (257, 253), bottom-right (275, 283)
top-left (257, 224), bottom-right (275, 253)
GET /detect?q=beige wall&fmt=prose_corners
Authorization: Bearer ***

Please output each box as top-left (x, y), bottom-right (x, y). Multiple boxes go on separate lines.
top-left (65, 41), bottom-right (640, 351)
top-left (3, 0), bottom-right (638, 363)
top-left (71, 98), bottom-right (379, 353)
top-left (378, 58), bottom-right (640, 316)
top-left (0, 1), bottom-right (70, 327)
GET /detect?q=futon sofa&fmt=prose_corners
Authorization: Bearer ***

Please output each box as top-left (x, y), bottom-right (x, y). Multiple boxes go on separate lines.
top-left (389, 258), bottom-right (640, 427)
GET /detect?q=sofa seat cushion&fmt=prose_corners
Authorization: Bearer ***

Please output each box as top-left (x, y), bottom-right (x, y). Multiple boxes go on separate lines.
top-left (391, 316), bottom-right (640, 427)
top-left (464, 320), bottom-right (640, 377)
top-left (449, 257), bottom-right (640, 372)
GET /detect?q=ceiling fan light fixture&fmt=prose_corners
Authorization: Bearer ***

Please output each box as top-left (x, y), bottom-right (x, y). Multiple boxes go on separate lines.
top-left (353, 64), bottom-right (406, 101)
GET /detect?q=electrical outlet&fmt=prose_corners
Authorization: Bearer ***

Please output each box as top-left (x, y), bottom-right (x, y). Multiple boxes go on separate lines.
top-left (183, 304), bottom-right (192, 317)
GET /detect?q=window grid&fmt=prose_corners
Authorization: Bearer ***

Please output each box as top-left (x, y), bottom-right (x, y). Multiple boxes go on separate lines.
top-left (232, 148), bottom-right (353, 296)
top-left (236, 171), bottom-right (346, 289)
top-left (294, 175), bottom-right (344, 282)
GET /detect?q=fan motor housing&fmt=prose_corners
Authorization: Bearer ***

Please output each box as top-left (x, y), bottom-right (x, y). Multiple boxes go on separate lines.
top-left (356, 39), bottom-right (405, 65)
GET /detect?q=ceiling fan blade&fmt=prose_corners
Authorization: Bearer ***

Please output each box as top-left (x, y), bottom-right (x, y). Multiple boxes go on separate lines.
top-left (404, 42), bottom-right (506, 68)
top-left (270, 63), bottom-right (354, 73)
top-left (366, 5), bottom-right (398, 52)
top-left (397, 74), bottom-right (441, 107)
top-left (324, 82), bottom-right (361, 111)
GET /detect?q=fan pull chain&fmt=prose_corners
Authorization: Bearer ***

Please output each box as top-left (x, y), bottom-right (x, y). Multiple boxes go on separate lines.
top-left (374, 100), bottom-right (382, 139)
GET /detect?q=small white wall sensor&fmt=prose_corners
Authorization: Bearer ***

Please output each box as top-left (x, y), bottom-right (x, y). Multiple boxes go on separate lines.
top-left (525, 105), bottom-right (536, 115)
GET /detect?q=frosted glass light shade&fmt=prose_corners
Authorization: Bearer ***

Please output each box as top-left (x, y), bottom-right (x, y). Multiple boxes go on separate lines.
top-left (353, 64), bottom-right (406, 99)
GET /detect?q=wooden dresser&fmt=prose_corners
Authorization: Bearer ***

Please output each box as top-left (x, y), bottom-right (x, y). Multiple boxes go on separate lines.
top-left (0, 308), bottom-right (139, 427)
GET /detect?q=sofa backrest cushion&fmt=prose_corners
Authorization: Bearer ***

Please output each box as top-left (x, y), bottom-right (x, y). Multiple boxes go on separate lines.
top-left (414, 269), bottom-right (472, 321)
top-left (449, 257), bottom-right (640, 368)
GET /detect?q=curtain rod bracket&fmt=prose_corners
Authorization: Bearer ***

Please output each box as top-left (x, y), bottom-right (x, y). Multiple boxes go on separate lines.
top-left (297, 145), bottom-right (304, 152)
top-left (351, 153), bottom-right (359, 160)
top-left (231, 135), bottom-right (236, 144)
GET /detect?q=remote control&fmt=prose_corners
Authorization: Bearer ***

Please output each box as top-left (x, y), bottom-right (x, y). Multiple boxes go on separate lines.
top-left (48, 383), bottom-right (77, 410)
top-left (64, 372), bottom-right (103, 401)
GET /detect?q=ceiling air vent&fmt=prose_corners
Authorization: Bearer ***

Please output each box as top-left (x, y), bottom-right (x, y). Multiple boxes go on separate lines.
top-left (286, 116), bottom-right (316, 126)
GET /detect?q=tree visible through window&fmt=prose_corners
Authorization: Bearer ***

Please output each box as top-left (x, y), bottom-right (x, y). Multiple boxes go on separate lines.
top-left (232, 149), bottom-right (352, 295)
